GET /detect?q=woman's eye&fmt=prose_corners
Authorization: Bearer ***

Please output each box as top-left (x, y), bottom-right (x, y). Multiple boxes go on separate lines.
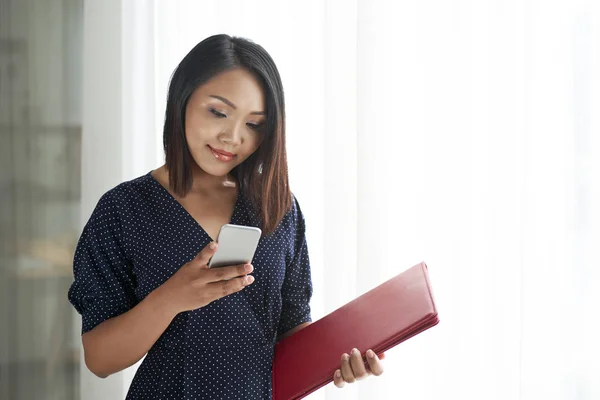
top-left (247, 123), bottom-right (264, 132)
top-left (209, 108), bottom-right (226, 118)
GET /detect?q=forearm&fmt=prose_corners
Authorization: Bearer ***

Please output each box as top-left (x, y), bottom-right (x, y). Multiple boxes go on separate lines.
top-left (82, 286), bottom-right (177, 378)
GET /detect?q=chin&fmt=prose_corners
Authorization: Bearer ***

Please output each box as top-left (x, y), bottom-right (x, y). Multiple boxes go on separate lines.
top-left (200, 164), bottom-right (232, 177)
top-left (191, 157), bottom-right (234, 177)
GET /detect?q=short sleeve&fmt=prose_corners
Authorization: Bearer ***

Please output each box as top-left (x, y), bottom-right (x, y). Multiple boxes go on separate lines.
top-left (68, 190), bottom-right (137, 334)
top-left (277, 196), bottom-right (313, 336)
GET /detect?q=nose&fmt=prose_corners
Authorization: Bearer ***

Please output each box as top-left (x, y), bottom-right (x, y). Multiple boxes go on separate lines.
top-left (219, 121), bottom-right (243, 146)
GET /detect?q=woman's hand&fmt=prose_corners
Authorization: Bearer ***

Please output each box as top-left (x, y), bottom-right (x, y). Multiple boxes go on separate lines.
top-left (333, 348), bottom-right (385, 388)
top-left (156, 242), bottom-right (255, 315)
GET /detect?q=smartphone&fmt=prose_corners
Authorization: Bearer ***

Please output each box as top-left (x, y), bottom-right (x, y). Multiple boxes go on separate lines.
top-left (207, 224), bottom-right (262, 268)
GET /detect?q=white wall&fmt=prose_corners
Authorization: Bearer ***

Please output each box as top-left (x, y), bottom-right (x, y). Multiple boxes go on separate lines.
top-left (80, 0), bottom-right (157, 398)
top-left (81, 1), bottom-right (126, 397)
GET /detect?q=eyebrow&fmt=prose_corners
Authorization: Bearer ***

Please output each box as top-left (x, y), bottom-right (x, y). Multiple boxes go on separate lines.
top-left (209, 95), bottom-right (266, 116)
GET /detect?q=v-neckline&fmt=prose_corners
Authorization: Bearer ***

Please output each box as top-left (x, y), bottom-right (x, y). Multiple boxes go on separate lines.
top-left (147, 171), bottom-right (241, 241)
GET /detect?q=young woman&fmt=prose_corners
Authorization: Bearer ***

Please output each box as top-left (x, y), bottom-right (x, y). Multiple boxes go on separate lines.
top-left (68, 34), bottom-right (384, 399)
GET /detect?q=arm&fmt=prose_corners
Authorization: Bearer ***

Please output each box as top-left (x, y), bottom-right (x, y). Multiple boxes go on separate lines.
top-left (81, 286), bottom-right (176, 378)
top-left (69, 192), bottom-right (253, 379)
top-left (276, 195), bottom-right (314, 340)
top-left (69, 191), bottom-right (169, 378)
top-left (80, 244), bottom-right (253, 378)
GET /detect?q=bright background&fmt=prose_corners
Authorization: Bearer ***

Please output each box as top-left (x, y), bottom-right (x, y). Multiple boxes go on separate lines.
top-left (84, 0), bottom-right (600, 398)
top-left (2, 0), bottom-right (599, 399)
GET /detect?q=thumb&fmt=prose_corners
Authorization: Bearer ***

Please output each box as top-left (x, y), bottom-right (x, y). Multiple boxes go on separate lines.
top-left (193, 241), bottom-right (218, 269)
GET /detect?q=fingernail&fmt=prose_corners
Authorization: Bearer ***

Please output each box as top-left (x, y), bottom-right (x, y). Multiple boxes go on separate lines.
top-left (342, 353), bottom-right (349, 361)
top-left (244, 264), bottom-right (253, 272)
top-left (351, 348), bottom-right (359, 356)
top-left (334, 370), bottom-right (341, 379)
top-left (367, 350), bottom-right (375, 358)
top-left (209, 242), bottom-right (216, 249)
top-left (245, 275), bottom-right (254, 284)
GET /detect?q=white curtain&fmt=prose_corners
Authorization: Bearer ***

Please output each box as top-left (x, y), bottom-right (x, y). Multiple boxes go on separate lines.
top-left (82, 0), bottom-right (600, 398)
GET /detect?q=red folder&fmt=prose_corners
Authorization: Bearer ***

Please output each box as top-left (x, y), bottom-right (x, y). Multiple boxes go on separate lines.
top-left (272, 262), bottom-right (439, 400)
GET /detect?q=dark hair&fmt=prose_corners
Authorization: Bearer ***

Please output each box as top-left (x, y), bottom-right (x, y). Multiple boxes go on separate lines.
top-left (163, 34), bottom-right (291, 235)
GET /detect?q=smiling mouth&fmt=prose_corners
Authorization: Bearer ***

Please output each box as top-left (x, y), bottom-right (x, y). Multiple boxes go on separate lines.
top-left (208, 145), bottom-right (236, 162)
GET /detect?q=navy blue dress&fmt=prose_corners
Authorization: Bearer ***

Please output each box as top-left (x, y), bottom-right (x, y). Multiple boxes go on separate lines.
top-left (68, 172), bottom-right (313, 399)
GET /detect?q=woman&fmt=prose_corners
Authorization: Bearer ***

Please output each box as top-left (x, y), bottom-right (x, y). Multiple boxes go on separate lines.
top-left (68, 34), bottom-right (384, 399)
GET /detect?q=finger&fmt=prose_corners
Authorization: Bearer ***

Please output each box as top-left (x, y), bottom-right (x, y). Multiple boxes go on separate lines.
top-left (349, 348), bottom-right (369, 381)
top-left (333, 369), bottom-right (345, 388)
top-left (366, 349), bottom-right (384, 376)
top-left (192, 242), bottom-right (218, 269)
top-left (340, 353), bottom-right (355, 384)
top-left (205, 263), bottom-right (253, 283)
top-left (206, 274), bottom-right (254, 300)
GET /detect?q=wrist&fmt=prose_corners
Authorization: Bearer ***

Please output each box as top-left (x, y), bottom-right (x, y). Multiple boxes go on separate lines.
top-left (147, 284), bottom-right (180, 320)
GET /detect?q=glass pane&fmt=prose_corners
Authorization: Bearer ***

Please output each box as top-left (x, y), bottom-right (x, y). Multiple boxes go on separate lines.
top-left (0, 0), bottom-right (83, 399)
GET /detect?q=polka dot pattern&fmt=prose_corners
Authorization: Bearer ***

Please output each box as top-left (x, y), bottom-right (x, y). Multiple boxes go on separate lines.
top-left (68, 172), bottom-right (313, 399)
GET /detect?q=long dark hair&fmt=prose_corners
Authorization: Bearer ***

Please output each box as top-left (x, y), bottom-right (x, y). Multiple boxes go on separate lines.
top-left (163, 34), bottom-right (291, 235)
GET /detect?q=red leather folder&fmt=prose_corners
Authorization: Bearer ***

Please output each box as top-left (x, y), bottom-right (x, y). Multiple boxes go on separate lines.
top-left (272, 262), bottom-right (439, 400)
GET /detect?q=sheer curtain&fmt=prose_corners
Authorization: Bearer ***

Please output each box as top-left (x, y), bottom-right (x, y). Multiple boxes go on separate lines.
top-left (81, 0), bottom-right (599, 398)
top-left (352, 1), bottom-right (599, 399)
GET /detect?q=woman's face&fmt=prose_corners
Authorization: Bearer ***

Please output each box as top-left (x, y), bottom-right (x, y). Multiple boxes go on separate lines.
top-left (185, 68), bottom-right (266, 177)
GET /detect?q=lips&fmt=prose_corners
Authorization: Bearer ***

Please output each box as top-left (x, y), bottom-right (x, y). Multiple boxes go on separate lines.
top-left (208, 145), bottom-right (236, 162)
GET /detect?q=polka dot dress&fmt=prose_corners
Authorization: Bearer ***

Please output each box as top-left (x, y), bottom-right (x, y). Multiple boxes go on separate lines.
top-left (68, 172), bottom-right (313, 399)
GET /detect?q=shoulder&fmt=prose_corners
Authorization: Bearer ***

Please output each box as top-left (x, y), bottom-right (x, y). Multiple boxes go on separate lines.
top-left (90, 172), bottom-right (156, 220)
top-left (278, 191), bottom-right (303, 221)
top-left (290, 193), bottom-right (305, 225)
top-left (276, 192), bottom-right (306, 238)
top-left (108, 172), bottom-right (155, 200)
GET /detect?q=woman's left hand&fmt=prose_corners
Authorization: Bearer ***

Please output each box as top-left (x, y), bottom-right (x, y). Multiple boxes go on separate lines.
top-left (333, 348), bottom-right (385, 388)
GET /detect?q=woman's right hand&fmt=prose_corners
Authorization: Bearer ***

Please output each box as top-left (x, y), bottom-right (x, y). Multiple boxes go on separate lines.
top-left (156, 241), bottom-right (255, 314)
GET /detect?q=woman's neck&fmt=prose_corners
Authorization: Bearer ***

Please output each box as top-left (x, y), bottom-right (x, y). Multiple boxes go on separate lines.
top-left (161, 164), bottom-right (236, 194)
